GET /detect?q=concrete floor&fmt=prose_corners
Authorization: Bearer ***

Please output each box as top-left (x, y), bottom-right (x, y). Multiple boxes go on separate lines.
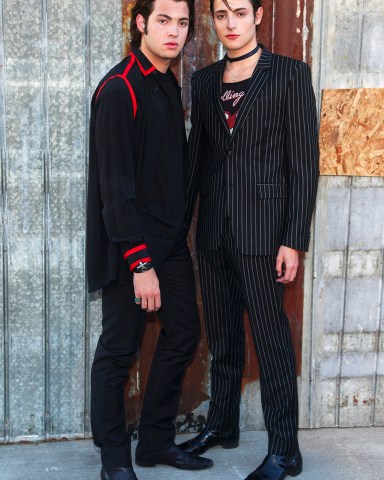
top-left (1, 427), bottom-right (383, 480)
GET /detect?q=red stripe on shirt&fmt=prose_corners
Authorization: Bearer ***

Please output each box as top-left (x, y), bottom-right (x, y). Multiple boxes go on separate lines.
top-left (123, 244), bottom-right (148, 260)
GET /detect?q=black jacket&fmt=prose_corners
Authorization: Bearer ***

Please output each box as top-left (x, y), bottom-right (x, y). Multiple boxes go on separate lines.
top-left (186, 48), bottom-right (319, 255)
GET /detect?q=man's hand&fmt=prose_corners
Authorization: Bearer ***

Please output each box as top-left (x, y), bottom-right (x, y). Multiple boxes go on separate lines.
top-left (276, 245), bottom-right (299, 284)
top-left (133, 269), bottom-right (161, 312)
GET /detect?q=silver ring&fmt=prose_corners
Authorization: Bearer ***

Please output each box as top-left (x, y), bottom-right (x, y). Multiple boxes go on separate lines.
top-left (134, 297), bottom-right (142, 304)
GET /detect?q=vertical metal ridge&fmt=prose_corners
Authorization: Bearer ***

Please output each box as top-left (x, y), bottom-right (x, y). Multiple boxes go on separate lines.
top-left (302, 0), bottom-right (307, 64)
top-left (43, 151), bottom-right (51, 439)
top-left (314, 0), bottom-right (326, 114)
top-left (1, 149), bottom-right (10, 444)
top-left (0, 0), bottom-right (10, 444)
top-left (271, 0), bottom-right (276, 52)
top-left (83, 0), bottom-right (92, 438)
top-left (308, 0), bottom-right (325, 429)
top-left (372, 219), bottom-right (384, 425)
top-left (357, 0), bottom-right (367, 82)
top-left (307, 184), bottom-right (319, 429)
top-left (335, 177), bottom-right (354, 427)
top-left (41, 0), bottom-right (51, 440)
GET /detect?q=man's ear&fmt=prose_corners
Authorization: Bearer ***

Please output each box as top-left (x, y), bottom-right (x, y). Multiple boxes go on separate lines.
top-left (255, 7), bottom-right (263, 26)
top-left (136, 13), bottom-right (146, 33)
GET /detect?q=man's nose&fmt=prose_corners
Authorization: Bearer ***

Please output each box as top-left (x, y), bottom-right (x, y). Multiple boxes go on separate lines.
top-left (227, 15), bottom-right (237, 29)
top-left (168, 22), bottom-right (179, 36)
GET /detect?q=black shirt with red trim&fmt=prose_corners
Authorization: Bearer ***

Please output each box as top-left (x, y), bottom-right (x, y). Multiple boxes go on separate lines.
top-left (86, 48), bottom-right (187, 292)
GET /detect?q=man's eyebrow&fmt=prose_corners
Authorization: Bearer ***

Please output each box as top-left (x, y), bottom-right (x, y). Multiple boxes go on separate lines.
top-left (156, 13), bottom-right (190, 20)
top-left (214, 7), bottom-right (248, 13)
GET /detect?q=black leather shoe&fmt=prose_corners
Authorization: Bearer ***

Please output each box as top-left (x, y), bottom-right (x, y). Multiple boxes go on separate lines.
top-left (178, 427), bottom-right (239, 455)
top-left (100, 467), bottom-right (138, 480)
top-left (245, 450), bottom-right (303, 480)
top-left (135, 443), bottom-right (213, 470)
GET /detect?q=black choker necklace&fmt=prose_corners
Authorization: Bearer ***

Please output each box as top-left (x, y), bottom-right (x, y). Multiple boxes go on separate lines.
top-left (225, 44), bottom-right (260, 63)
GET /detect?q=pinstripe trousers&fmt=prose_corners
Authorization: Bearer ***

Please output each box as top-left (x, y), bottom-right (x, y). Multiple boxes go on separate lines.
top-left (197, 220), bottom-right (299, 456)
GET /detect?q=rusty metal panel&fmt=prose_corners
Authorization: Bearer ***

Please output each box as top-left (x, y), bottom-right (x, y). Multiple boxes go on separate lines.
top-left (319, 89), bottom-right (384, 176)
top-left (121, 0), bottom-right (315, 432)
top-left (121, 0), bottom-right (221, 432)
top-left (258, 0), bottom-right (314, 64)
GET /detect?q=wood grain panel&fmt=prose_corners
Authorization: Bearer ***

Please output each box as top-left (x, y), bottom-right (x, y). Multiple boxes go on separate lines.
top-left (320, 89), bottom-right (384, 177)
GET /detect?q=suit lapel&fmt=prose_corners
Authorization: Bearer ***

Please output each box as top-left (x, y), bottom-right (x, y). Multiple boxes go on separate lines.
top-left (211, 59), bottom-right (231, 135)
top-left (230, 48), bottom-right (272, 140)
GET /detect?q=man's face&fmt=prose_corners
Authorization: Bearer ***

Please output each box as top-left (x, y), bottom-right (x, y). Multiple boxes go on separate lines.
top-left (212, 0), bottom-right (262, 53)
top-left (137, 0), bottom-right (190, 67)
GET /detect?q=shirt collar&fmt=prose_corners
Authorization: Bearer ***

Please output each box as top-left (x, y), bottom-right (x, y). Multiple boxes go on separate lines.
top-left (131, 48), bottom-right (157, 76)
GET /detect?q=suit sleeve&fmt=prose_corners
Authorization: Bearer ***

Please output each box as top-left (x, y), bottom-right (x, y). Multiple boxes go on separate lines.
top-left (185, 72), bottom-right (207, 233)
top-left (94, 82), bottom-right (151, 269)
top-left (282, 62), bottom-right (319, 251)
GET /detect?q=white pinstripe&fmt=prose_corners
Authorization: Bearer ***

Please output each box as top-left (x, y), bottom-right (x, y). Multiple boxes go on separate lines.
top-left (186, 47), bottom-right (319, 456)
top-left (198, 225), bottom-right (299, 456)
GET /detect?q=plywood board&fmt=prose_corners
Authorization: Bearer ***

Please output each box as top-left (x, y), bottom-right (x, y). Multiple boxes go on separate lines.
top-left (319, 89), bottom-right (384, 176)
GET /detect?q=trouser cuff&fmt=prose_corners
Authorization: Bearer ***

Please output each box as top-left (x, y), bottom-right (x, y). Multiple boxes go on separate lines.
top-left (100, 443), bottom-right (132, 469)
top-left (137, 426), bottom-right (174, 452)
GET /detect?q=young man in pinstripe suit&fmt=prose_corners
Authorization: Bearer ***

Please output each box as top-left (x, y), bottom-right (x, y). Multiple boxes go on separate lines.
top-left (180, 0), bottom-right (319, 479)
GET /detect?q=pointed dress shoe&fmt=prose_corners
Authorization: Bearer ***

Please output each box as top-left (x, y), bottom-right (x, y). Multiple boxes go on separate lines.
top-left (245, 450), bottom-right (303, 480)
top-left (135, 443), bottom-right (213, 470)
top-left (100, 467), bottom-right (138, 480)
top-left (179, 427), bottom-right (240, 455)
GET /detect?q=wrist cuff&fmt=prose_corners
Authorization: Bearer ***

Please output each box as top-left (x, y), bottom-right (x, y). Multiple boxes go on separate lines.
top-left (123, 244), bottom-right (152, 271)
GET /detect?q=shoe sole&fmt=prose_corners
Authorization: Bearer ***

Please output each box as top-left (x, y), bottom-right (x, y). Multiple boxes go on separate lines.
top-left (135, 458), bottom-right (213, 470)
top-left (287, 464), bottom-right (303, 477)
top-left (247, 465), bottom-right (302, 480)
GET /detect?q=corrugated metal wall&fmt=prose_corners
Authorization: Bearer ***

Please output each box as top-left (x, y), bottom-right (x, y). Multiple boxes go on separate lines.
top-left (306, 0), bottom-right (384, 428)
top-left (0, 0), bottom-right (122, 443)
top-left (0, 0), bottom-right (383, 444)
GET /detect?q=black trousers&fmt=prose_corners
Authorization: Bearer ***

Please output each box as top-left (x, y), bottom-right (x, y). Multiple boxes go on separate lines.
top-left (91, 237), bottom-right (200, 469)
top-left (197, 223), bottom-right (299, 456)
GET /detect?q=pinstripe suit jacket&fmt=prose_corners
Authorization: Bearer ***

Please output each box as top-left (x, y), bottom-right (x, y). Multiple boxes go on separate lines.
top-left (186, 47), bottom-right (319, 255)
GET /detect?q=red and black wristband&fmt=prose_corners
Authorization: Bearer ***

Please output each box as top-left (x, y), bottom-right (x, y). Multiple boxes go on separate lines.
top-left (123, 244), bottom-right (152, 272)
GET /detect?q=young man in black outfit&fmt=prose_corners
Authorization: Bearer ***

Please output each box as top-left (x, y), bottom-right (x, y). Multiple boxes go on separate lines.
top-left (86, 0), bottom-right (212, 479)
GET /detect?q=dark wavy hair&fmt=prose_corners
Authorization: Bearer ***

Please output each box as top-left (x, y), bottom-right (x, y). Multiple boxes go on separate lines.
top-left (209, 0), bottom-right (261, 14)
top-left (130, 0), bottom-right (195, 48)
